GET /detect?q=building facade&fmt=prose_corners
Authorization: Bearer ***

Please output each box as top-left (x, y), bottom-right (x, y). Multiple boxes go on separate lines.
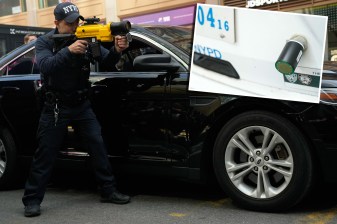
top-left (0, 0), bottom-right (335, 60)
top-left (0, 0), bottom-right (208, 28)
top-left (224, 0), bottom-right (337, 61)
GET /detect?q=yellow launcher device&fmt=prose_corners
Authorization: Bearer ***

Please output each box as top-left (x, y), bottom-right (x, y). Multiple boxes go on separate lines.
top-left (75, 17), bottom-right (131, 42)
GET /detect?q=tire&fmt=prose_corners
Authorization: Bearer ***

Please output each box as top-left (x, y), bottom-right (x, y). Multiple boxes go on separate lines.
top-left (213, 111), bottom-right (313, 212)
top-left (0, 127), bottom-right (18, 190)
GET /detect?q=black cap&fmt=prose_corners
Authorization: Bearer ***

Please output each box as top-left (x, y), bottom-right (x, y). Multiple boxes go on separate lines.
top-left (54, 2), bottom-right (84, 23)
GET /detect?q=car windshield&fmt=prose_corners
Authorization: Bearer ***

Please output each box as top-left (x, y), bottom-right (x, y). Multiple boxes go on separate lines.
top-left (145, 26), bottom-right (193, 55)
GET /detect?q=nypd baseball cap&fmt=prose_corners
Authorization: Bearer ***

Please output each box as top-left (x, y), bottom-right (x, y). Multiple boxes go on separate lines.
top-left (54, 2), bottom-right (84, 23)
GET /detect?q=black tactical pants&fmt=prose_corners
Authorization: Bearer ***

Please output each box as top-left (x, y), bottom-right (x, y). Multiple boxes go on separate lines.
top-left (22, 100), bottom-right (116, 206)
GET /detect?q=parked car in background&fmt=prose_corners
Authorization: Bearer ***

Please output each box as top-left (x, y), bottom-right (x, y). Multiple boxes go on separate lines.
top-left (0, 24), bottom-right (336, 212)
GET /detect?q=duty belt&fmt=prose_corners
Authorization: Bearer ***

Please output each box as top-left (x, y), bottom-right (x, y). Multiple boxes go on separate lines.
top-left (45, 89), bottom-right (89, 106)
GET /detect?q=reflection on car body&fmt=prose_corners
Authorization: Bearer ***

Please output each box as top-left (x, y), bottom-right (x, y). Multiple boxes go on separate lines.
top-left (0, 25), bottom-right (336, 212)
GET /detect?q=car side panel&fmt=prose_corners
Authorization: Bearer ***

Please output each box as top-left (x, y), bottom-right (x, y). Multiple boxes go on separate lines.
top-left (90, 72), bottom-right (172, 162)
top-left (0, 76), bottom-right (41, 155)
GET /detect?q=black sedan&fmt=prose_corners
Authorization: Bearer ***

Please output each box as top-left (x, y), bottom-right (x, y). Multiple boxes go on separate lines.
top-left (0, 24), bottom-right (336, 212)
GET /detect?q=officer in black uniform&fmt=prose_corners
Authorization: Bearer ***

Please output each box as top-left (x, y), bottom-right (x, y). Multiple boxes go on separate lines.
top-left (22, 2), bottom-right (130, 217)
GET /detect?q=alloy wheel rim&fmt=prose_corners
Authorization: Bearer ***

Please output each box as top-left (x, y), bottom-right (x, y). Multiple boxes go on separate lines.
top-left (0, 139), bottom-right (6, 178)
top-left (225, 126), bottom-right (293, 199)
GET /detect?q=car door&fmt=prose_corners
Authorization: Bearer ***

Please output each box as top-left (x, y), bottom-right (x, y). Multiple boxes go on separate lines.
top-left (91, 36), bottom-right (177, 164)
top-left (91, 71), bottom-right (170, 162)
top-left (166, 72), bottom-right (191, 165)
top-left (0, 47), bottom-right (41, 155)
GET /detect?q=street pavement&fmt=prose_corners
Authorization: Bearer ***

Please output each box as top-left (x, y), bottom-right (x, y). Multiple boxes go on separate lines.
top-left (0, 171), bottom-right (336, 224)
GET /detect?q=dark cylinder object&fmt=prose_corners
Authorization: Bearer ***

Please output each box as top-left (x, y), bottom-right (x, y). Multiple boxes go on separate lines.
top-left (110, 20), bottom-right (131, 36)
top-left (275, 35), bottom-right (307, 75)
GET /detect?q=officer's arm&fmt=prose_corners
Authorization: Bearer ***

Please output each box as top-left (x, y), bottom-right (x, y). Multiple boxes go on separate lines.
top-left (99, 45), bottom-right (122, 70)
top-left (36, 36), bottom-right (73, 75)
top-left (99, 35), bottom-right (129, 70)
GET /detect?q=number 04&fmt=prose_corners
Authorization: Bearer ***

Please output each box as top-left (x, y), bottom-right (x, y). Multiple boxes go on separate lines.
top-left (197, 6), bottom-right (230, 31)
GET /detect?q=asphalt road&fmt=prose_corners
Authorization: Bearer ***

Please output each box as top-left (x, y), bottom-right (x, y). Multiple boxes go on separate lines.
top-left (1, 170), bottom-right (337, 224)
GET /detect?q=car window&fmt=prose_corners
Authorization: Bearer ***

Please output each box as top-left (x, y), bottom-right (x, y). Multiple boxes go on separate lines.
top-left (0, 35), bottom-right (184, 75)
top-left (145, 26), bottom-right (193, 55)
top-left (0, 49), bottom-right (39, 76)
top-left (121, 45), bottom-right (162, 72)
top-left (99, 38), bottom-right (163, 72)
top-left (99, 36), bottom-right (185, 73)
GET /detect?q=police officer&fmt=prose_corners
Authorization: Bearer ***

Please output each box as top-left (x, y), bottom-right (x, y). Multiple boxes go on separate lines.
top-left (22, 2), bottom-right (130, 217)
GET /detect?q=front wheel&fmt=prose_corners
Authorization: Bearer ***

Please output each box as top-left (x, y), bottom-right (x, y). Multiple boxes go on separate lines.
top-left (0, 127), bottom-right (18, 190)
top-left (213, 111), bottom-right (314, 212)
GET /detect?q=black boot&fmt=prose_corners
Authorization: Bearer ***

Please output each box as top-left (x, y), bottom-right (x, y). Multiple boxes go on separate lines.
top-left (24, 204), bottom-right (41, 217)
top-left (101, 190), bottom-right (131, 204)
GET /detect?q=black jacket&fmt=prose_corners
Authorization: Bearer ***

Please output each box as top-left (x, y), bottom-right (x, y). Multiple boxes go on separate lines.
top-left (36, 29), bottom-right (121, 93)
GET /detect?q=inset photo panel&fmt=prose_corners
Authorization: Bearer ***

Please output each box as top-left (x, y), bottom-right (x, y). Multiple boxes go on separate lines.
top-left (189, 4), bottom-right (328, 103)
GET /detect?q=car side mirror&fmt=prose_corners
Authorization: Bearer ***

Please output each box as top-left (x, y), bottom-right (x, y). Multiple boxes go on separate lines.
top-left (133, 54), bottom-right (179, 72)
